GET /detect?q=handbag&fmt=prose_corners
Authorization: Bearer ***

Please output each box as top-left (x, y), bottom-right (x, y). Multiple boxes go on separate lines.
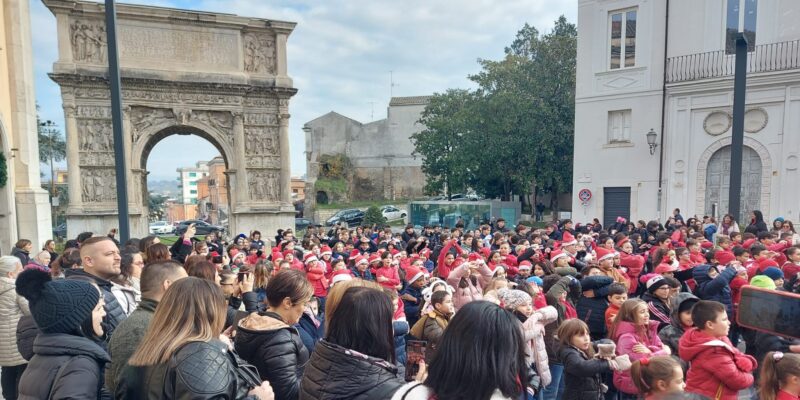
top-left (714, 382), bottom-right (724, 400)
top-left (227, 348), bottom-right (262, 399)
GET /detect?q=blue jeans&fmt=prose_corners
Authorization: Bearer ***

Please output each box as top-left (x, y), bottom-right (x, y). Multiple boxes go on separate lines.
top-left (539, 363), bottom-right (564, 400)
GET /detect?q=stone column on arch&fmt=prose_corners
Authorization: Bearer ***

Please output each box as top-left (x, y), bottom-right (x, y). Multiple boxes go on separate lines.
top-left (122, 106), bottom-right (136, 207)
top-left (232, 111), bottom-right (248, 204)
top-left (278, 113), bottom-right (291, 205)
top-left (63, 104), bottom-right (82, 209)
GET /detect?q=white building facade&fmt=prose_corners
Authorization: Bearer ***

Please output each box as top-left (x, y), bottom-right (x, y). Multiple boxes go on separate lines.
top-left (573, 0), bottom-right (800, 227)
top-left (177, 162), bottom-right (208, 205)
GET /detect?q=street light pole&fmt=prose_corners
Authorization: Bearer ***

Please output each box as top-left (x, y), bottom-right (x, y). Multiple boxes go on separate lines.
top-left (728, 32), bottom-right (748, 221)
top-left (104, 0), bottom-right (130, 242)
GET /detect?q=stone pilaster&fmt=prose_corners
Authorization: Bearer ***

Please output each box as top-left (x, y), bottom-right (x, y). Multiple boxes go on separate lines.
top-left (232, 111), bottom-right (248, 204)
top-left (278, 113), bottom-right (291, 205)
top-left (64, 104), bottom-right (82, 210)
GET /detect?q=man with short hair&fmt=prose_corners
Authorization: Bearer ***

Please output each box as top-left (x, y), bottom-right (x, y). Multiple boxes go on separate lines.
top-left (105, 260), bottom-right (187, 393)
top-left (66, 236), bottom-right (126, 340)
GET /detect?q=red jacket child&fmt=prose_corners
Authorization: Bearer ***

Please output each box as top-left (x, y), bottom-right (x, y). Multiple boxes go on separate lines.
top-left (374, 265), bottom-right (401, 290)
top-left (679, 327), bottom-right (756, 400)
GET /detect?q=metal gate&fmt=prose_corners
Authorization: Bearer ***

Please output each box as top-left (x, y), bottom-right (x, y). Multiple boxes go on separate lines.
top-left (704, 145), bottom-right (762, 223)
top-left (603, 187), bottom-right (631, 228)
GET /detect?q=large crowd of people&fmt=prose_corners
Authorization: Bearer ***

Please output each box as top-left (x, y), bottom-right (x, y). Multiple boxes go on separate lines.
top-left (0, 207), bottom-right (799, 400)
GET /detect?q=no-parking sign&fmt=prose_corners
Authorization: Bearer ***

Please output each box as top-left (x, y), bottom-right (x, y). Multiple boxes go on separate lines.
top-left (578, 189), bottom-right (592, 204)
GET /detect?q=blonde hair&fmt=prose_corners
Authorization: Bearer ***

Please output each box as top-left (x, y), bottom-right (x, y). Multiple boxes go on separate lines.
top-left (128, 277), bottom-right (226, 366)
top-left (483, 277), bottom-right (508, 295)
top-left (610, 298), bottom-right (650, 341)
top-left (760, 352), bottom-right (800, 400)
top-left (325, 278), bottom-right (382, 331)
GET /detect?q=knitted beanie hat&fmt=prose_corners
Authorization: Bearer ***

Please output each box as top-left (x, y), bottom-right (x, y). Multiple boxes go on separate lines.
top-left (763, 267), bottom-right (784, 281)
top-left (498, 289), bottom-right (532, 310)
top-left (15, 269), bottom-right (100, 334)
top-left (646, 275), bottom-right (669, 294)
top-left (750, 275), bottom-right (777, 290)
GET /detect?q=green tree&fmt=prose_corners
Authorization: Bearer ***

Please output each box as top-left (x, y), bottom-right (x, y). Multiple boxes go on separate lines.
top-left (411, 89), bottom-right (473, 198)
top-left (362, 205), bottom-right (386, 226)
top-left (412, 17), bottom-right (576, 205)
top-left (37, 107), bottom-right (67, 198)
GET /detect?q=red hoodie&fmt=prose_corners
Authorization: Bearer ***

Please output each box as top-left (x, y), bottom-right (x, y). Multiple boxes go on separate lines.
top-left (306, 263), bottom-right (329, 298)
top-left (619, 251), bottom-right (644, 294)
top-left (678, 328), bottom-right (756, 400)
top-left (436, 241), bottom-right (464, 280)
top-left (783, 261), bottom-right (800, 280)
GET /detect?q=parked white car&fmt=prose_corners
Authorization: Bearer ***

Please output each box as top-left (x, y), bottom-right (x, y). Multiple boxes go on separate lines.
top-left (149, 220), bottom-right (174, 235)
top-left (380, 205), bottom-right (407, 221)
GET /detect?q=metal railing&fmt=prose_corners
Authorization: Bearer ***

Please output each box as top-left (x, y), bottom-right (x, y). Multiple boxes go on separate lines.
top-left (666, 39), bottom-right (800, 83)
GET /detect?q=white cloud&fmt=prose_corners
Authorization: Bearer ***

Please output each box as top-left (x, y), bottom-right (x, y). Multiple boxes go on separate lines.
top-left (31, 0), bottom-right (576, 181)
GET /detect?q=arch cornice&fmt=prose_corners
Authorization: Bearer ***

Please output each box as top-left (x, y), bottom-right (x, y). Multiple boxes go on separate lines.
top-left (695, 136), bottom-right (772, 217)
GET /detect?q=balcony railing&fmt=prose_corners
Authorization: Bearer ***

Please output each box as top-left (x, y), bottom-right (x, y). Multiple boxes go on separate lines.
top-left (666, 39), bottom-right (800, 83)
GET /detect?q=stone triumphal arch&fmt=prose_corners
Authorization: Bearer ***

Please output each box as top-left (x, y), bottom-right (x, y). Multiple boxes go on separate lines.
top-left (44, 0), bottom-right (297, 238)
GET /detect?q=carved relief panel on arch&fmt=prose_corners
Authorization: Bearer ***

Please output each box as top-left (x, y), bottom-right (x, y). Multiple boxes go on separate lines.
top-left (242, 32), bottom-right (277, 75)
top-left (70, 19), bottom-right (107, 63)
top-left (247, 169), bottom-right (280, 201)
top-left (81, 168), bottom-right (117, 203)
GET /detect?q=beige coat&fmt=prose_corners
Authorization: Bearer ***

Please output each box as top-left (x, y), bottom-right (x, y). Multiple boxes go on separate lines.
top-left (0, 277), bottom-right (30, 366)
top-left (522, 305), bottom-right (558, 387)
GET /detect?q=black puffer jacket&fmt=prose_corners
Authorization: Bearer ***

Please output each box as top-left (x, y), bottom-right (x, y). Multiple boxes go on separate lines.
top-left (235, 311), bottom-right (308, 400)
top-left (576, 275), bottom-right (613, 340)
top-left (16, 314), bottom-right (38, 361)
top-left (17, 333), bottom-right (110, 400)
top-left (559, 345), bottom-right (610, 400)
top-left (117, 339), bottom-right (258, 399)
top-left (65, 269), bottom-right (126, 340)
top-left (299, 340), bottom-right (405, 400)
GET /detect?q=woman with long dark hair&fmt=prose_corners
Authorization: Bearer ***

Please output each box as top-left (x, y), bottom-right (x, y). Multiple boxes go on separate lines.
top-left (300, 286), bottom-right (406, 399)
top-left (745, 210), bottom-right (768, 235)
top-left (392, 301), bottom-right (531, 400)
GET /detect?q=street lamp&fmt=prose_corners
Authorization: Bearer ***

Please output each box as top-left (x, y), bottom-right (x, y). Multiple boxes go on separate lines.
top-left (646, 128), bottom-right (658, 155)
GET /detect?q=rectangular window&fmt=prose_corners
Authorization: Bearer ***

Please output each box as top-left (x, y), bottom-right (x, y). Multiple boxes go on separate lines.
top-left (726, 0), bottom-right (757, 54)
top-left (190, 181), bottom-right (198, 186)
top-left (190, 189), bottom-right (197, 195)
top-left (608, 110), bottom-right (632, 143)
top-left (189, 172), bottom-right (197, 177)
top-left (609, 8), bottom-right (637, 69)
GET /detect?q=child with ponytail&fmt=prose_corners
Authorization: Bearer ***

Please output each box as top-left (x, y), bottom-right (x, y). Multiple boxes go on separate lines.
top-left (630, 356), bottom-right (685, 399)
top-left (760, 351), bottom-right (800, 400)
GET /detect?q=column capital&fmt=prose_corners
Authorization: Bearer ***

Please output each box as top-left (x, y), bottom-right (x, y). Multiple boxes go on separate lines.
top-left (278, 113), bottom-right (290, 127)
top-left (63, 104), bottom-right (76, 117)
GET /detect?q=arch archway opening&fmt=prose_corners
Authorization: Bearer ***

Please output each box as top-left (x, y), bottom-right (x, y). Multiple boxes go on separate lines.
top-left (143, 126), bottom-right (231, 231)
top-left (704, 145), bottom-right (762, 223)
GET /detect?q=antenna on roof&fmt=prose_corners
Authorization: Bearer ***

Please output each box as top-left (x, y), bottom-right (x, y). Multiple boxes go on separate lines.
top-left (367, 101), bottom-right (376, 120)
top-left (390, 70), bottom-right (399, 98)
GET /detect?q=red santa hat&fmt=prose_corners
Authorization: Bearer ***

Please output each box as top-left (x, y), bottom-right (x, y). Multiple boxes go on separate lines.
top-left (419, 248), bottom-right (431, 259)
top-left (550, 250), bottom-right (568, 262)
top-left (368, 253), bottom-right (382, 265)
top-left (390, 249), bottom-right (400, 257)
top-left (655, 263), bottom-right (678, 274)
top-left (616, 237), bottom-right (630, 247)
top-left (714, 250), bottom-right (736, 266)
top-left (303, 252), bottom-right (318, 265)
top-left (320, 245), bottom-right (332, 256)
top-left (406, 266), bottom-right (426, 285)
top-left (758, 257), bottom-right (779, 271)
top-left (355, 255), bottom-right (368, 265)
top-left (349, 249), bottom-right (361, 259)
top-left (561, 231), bottom-right (577, 246)
top-left (595, 247), bottom-right (615, 262)
top-left (467, 253), bottom-right (483, 263)
top-left (331, 269), bottom-right (353, 285)
top-left (742, 238), bottom-right (757, 250)
top-left (518, 260), bottom-right (533, 271)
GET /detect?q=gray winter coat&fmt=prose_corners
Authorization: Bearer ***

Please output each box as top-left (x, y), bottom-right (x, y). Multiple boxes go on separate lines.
top-left (658, 292), bottom-right (699, 371)
top-left (0, 277), bottom-right (30, 366)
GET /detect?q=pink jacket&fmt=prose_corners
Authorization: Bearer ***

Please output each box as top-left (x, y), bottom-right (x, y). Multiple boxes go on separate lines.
top-left (613, 320), bottom-right (668, 394)
top-left (446, 262), bottom-right (492, 311)
top-left (522, 306), bottom-right (558, 387)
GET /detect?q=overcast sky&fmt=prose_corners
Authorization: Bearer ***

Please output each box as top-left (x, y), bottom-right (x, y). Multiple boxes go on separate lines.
top-left (31, 0), bottom-right (577, 182)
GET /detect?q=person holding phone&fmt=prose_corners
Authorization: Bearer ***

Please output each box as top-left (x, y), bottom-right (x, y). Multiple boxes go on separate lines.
top-left (169, 224), bottom-right (196, 264)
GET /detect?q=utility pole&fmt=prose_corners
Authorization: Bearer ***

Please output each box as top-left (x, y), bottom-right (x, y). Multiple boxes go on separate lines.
top-left (728, 33), bottom-right (748, 221)
top-left (367, 101), bottom-right (375, 120)
top-left (105, 0), bottom-right (130, 242)
top-left (389, 70), bottom-right (399, 98)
